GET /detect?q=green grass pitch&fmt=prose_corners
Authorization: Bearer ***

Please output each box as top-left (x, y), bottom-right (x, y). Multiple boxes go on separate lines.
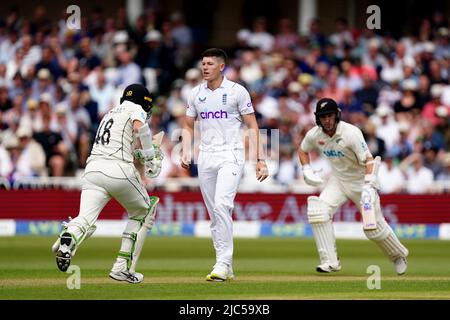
top-left (1, 236), bottom-right (450, 299)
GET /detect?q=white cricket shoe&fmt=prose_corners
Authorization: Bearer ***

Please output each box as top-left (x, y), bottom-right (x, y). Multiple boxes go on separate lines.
top-left (316, 261), bottom-right (342, 273)
top-left (206, 264), bottom-right (234, 282)
top-left (394, 257), bottom-right (407, 275)
top-left (109, 270), bottom-right (144, 284)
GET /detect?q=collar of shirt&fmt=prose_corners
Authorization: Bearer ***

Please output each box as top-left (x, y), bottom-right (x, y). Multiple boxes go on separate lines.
top-left (320, 121), bottom-right (343, 139)
top-left (203, 75), bottom-right (230, 91)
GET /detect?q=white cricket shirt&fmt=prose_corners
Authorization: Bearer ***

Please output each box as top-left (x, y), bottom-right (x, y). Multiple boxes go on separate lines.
top-left (186, 76), bottom-right (254, 151)
top-left (301, 121), bottom-right (372, 182)
top-left (89, 100), bottom-right (147, 163)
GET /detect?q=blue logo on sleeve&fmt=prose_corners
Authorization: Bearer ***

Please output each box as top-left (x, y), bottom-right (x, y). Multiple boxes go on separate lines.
top-left (361, 142), bottom-right (368, 151)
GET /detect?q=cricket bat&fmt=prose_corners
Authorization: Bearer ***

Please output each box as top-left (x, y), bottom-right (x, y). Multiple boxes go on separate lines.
top-left (152, 131), bottom-right (164, 147)
top-left (361, 197), bottom-right (377, 230)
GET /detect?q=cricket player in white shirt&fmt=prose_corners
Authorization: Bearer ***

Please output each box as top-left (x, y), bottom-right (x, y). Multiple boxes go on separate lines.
top-left (298, 98), bottom-right (409, 274)
top-left (181, 48), bottom-right (269, 281)
top-left (53, 84), bottom-right (163, 283)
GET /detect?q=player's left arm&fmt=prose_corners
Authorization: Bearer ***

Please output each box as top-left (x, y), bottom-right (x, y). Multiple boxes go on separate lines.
top-left (242, 113), bottom-right (268, 182)
top-left (350, 128), bottom-right (380, 229)
top-left (351, 128), bottom-right (380, 188)
top-left (131, 112), bottom-right (163, 179)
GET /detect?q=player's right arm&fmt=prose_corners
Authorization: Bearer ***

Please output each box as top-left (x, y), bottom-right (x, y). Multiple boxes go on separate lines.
top-left (298, 130), bottom-right (324, 187)
top-left (181, 89), bottom-right (198, 170)
top-left (133, 119), bottom-right (145, 149)
top-left (181, 116), bottom-right (195, 169)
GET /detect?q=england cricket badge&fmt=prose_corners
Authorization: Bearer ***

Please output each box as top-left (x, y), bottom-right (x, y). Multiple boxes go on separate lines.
top-left (222, 94), bottom-right (227, 105)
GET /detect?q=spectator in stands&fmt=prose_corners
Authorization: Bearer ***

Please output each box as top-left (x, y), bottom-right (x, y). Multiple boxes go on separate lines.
top-left (35, 46), bottom-right (63, 80)
top-left (247, 17), bottom-right (274, 53)
top-left (322, 66), bottom-right (344, 103)
top-left (89, 68), bottom-right (116, 119)
top-left (275, 147), bottom-right (297, 186)
top-left (20, 34), bottom-right (42, 77)
top-left (378, 152), bottom-right (405, 194)
top-left (371, 104), bottom-right (399, 151)
top-left (339, 88), bottom-right (365, 126)
top-left (337, 59), bottom-right (363, 92)
top-left (9, 72), bottom-right (26, 99)
top-left (274, 18), bottom-right (299, 52)
top-left (31, 68), bottom-right (55, 101)
top-left (19, 99), bottom-right (42, 133)
top-left (420, 119), bottom-right (446, 151)
top-left (3, 134), bottom-right (19, 181)
top-left (170, 12), bottom-right (193, 70)
top-left (399, 153), bottom-right (434, 194)
top-left (389, 121), bottom-right (414, 160)
top-left (363, 121), bottom-right (386, 158)
top-left (394, 79), bottom-right (422, 121)
top-left (12, 126), bottom-right (47, 179)
top-left (329, 17), bottom-right (353, 59)
top-left (434, 106), bottom-right (450, 149)
top-left (51, 105), bottom-right (77, 161)
top-left (2, 95), bottom-right (24, 127)
top-left (75, 37), bottom-right (101, 71)
top-left (181, 68), bottom-right (201, 102)
top-left (422, 84), bottom-right (445, 126)
top-left (115, 50), bottom-right (142, 87)
top-left (0, 138), bottom-right (13, 178)
top-left (0, 63), bottom-right (9, 87)
top-left (0, 84), bottom-right (12, 112)
top-left (436, 152), bottom-right (450, 183)
top-left (0, 29), bottom-right (20, 64)
top-left (422, 141), bottom-right (444, 178)
top-left (33, 114), bottom-right (68, 177)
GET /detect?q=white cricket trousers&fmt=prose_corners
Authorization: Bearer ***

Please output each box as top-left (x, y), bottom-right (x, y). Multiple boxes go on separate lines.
top-left (318, 176), bottom-right (408, 262)
top-left (198, 149), bottom-right (245, 268)
top-left (67, 159), bottom-right (151, 245)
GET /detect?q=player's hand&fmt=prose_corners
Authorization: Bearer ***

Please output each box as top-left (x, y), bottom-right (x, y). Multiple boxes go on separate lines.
top-left (256, 160), bottom-right (269, 182)
top-left (302, 165), bottom-right (323, 187)
top-left (361, 183), bottom-right (377, 200)
top-left (145, 157), bottom-right (162, 178)
top-left (180, 152), bottom-right (191, 170)
top-left (134, 144), bottom-right (162, 164)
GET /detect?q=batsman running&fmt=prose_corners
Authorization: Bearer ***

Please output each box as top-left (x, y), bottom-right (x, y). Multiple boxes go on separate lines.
top-left (298, 97), bottom-right (409, 274)
top-left (52, 84), bottom-right (163, 283)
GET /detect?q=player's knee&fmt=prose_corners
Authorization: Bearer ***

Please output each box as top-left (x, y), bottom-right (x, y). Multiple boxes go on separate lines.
top-left (307, 196), bottom-right (333, 224)
top-left (213, 197), bottom-right (234, 216)
top-left (364, 219), bottom-right (390, 241)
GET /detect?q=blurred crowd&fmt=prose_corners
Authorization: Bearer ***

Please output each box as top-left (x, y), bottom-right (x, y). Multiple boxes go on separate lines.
top-left (0, 5), bottom-right (449, 194)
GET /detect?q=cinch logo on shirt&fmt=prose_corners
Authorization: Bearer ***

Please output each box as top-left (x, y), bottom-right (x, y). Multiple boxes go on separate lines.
top-left (323, 149), bottom-right (345, 157)
top-left (200, 110), bottom-right (228, 119)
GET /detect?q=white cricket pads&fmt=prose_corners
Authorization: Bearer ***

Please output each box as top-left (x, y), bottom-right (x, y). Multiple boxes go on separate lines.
top-left (311, 221), bottom-right (339, 267)
top-left (307, 196), bottom-right (332, 223)
top-left (307, 196), bottom-right (339, 267)
top-left (364, 218), bottom-right (409, 262)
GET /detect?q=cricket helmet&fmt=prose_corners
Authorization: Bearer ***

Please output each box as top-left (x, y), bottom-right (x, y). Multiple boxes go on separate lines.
top-left (314, 97), bottom-right (341, 126)
top-left (120, 84), bottom-right (154, 114)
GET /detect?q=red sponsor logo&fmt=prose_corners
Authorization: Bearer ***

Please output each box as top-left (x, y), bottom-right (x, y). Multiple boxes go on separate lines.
top-left (318, 140), bottom-right (325, 145)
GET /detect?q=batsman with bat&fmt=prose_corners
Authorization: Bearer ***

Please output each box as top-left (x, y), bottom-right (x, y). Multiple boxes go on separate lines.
top-left (298, 98), bottom-right (409, 275)
top-left (52, 84), bottom-right (163, 283)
